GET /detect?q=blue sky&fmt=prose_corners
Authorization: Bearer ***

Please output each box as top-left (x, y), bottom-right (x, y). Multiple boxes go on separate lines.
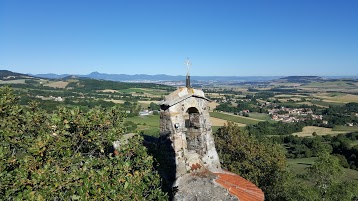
top-left (0, 0), bottom-right (357, 76)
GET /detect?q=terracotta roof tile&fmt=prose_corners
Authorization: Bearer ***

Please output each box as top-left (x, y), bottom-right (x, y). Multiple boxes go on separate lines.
top-left (215, 172), bottom-right (264, 201)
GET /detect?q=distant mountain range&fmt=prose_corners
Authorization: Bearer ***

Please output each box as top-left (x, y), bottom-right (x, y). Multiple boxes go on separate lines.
top-left (1, 70), bottom-right (357, 84)
top-left (277, 76), bottom-right (326, 83)
top-left (33, 71), bottom-right (282, 82)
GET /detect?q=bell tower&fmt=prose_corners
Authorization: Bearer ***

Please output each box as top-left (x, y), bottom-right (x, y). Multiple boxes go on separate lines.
top-left (159, 59), bottom-right (221, 178)
top-left (185, 57), bottom-right (191, 88)
top-left (158, 59), bottom-right (264, 200)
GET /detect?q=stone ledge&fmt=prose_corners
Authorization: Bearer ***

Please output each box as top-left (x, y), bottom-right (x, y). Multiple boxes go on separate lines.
top-left (174, 170), bottom-right (264, 201)
top-left (174, 170), bottom-right (238, 201)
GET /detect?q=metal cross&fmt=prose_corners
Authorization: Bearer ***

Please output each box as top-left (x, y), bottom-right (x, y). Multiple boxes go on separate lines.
top-left (185, 57), bottom-right (192, 75)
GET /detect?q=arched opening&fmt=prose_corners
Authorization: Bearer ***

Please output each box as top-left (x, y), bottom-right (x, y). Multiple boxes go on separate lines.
top-left (185, 107), bottom-right (200, 128)
top-left (185, 107), bottom-right (202, 153)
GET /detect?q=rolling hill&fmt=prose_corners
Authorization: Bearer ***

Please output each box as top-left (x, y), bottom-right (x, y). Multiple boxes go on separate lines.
top-left (0, 70), bottom-right (34, 80)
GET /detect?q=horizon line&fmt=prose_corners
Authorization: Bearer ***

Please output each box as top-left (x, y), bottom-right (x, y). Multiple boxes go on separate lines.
top-left (1, 69), bottom-right (358, 78)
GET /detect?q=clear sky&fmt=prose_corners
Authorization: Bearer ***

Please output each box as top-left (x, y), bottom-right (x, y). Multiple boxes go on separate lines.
top-left (0, 0), bottom-right (357, 76)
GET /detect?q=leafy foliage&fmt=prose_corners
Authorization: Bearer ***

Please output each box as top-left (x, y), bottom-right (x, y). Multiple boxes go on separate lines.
top-left (307, 151), bottom-right (343, 197)
top-left (0, 86), bottom-right (167, 200)
top-left (214, 122), bottom-right (287, 200)
top-left (322, 103), bottom-right (358, 127)
top-left (273, 133), bottom-right (358, 170)
top-left (215, 122), bottom-right (358, 200)
top-left (247, 121), bottom-right (305, 136)
top-left (149, 102), bottom-right (160, 111)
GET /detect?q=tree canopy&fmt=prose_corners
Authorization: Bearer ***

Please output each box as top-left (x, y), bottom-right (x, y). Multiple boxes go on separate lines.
top-left (0, 86), bottom-right (167, 200)
top-left (214, 122), bottom-right (287, 200)
top-left (214, 122), bottom-right (358, 201)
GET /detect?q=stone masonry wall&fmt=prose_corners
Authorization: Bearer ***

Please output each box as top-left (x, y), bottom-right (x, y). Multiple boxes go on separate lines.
top-left (160, 91), bottom-right (221, 179)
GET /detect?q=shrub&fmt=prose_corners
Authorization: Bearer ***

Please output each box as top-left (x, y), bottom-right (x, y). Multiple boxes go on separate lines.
top-left (0, 86), bottom-right (167, 200)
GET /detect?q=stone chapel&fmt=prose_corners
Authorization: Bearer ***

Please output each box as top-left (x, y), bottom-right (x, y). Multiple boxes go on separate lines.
top-left (159, 61), bottom-right (265, 200)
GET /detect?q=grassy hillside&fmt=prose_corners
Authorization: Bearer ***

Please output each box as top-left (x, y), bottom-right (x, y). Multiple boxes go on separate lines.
top-left (292, 126), bottom-right (348, 137)
top-left (288, 157), bottom-right (358, 182)
top-left (125, 115), bottom-right (160, 137)
top-left (0, 70), bottom-right (32, 79)
top-left (210, 112), bottom-right (261, 125)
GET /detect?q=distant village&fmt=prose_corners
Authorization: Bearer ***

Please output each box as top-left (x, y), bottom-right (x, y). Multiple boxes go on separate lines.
top-left (268, 107), bottom-right (324, 123)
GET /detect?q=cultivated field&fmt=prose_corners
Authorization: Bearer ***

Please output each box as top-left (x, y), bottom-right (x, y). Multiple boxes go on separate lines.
top-left (292, 126), bottom-right (347, 137)
top-left (310, 92), bottom-right (358, 103)
top-left (269, 83), bottom-right (302, 87)
top-left (275, 94), bottom-right (308, 98)
top-left (104, 99), bottom-right (125, 104)
top-left (210, 117), bottom-right (228, 126)
top-left (310, 100), bottom-right (344, 107)
top-left (206, 93), bottom-right (223, 98)
top-left (138, 100), bottom-right (158, 104)
top-left (136, 88), bottom-right (168, 95)
top-left (138, 100), bottom-right (158, 108)
top-left (119, 88), bottom-right (168, 97)
top-left (303, 81), bottom-right (358, 88)
top-left (0, 79), bottom-right (26, 84)
top-left (207, 101), bottom-right (219, 112)
top-left (332, 126), bottom-right (358, 132)
top-left (44, 81), bottom-right (69, 88)
top-left (126, 115), bottom-right (160, 137)
top-left (98, 89), bottom-right (118, 93)
top-left (210, 117), bottom-right (246, 127)
top-left (248, 112), bottom-right (274, 121)
top-left (210, 112), bottom-right (261, 125)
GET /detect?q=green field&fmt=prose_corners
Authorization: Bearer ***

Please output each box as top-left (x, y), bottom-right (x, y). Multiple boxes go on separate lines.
top-left (119, 88), bottom-right (167, 96)
top-left (249, 112), bottom-right (275, 122)
top-left (138, 88), bottom-right (168, 96)
top-left (287, 157), bottom-right (317, 173)
top-left (0, 79), bottom-right (26, 84)
top-left (125, 115), bottom-right (160, 137)
top-left (210, 112), bottom-right (261, 125)
top-left (212, 126), bottom-right (221, 134)
top-left (288, 157), bottom-right (358, 182)
top-left (350, 141), bottom-right (358, 147)
top-left (311, 100), bottom-right (345, 107)
top-left (279, 102), bottom-right (302, 107)
top-left (278, 100), bottom-right (313, 107)
top-left (292, 126), bottom-right (347, 137)
top-left (332, 125), bottom-right (358, 132)
top-left (312, 93), bottom-right (358, 103)
top-left (303, 81), bottom-right (357, 89)
top-left (119, 88), bottom-right (149, 93)
top-left (126, 115), bottom-right (160, 126)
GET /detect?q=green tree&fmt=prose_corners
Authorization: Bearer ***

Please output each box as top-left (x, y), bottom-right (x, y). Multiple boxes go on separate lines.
top-left (149, 102), bottom-right (160, 111)
top-left (296, 150), bottom-right (358, 201)
top-left (0, 86), bottom-right (167, 200)
top-left (214, 122), bottom-right (287, 200)
top-left (325, 181), bottom-right (358, 201)
top-left (281, 172), bottom-right (320, 201)
top-left (123, 120), bottom-right (138, 132)
top-left (307, 151), bottom-right (343, 199)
